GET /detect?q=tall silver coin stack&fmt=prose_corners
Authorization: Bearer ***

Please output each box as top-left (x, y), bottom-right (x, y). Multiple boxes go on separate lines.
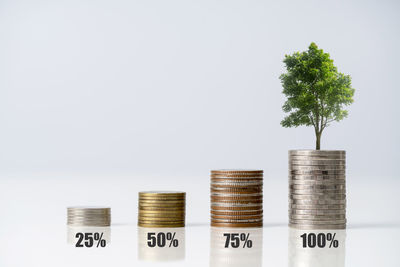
top-left (289, 150), bottom-right (346, 229)
top-left (67, 206), bottom-right (111, 227)
top-left (210, 170), bottom-right (263, 228)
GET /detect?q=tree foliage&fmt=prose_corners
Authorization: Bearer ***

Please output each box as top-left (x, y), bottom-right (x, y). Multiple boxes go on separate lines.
top-left (280, 43), bottom-right (355, 150)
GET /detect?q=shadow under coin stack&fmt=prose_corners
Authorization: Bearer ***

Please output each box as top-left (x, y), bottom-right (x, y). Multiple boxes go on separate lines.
top-left (289, 150), bottom-right (346, 229)
top-left (210, 170), bottom-right (263, 227)
top-left (67, 206), bottom-right (111, 226)
top-left (138, 191), bottom-right (186, 228)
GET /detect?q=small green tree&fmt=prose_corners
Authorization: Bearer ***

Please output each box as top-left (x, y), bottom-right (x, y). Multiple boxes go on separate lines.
top-left (280, 43), bottom-right (355, 150)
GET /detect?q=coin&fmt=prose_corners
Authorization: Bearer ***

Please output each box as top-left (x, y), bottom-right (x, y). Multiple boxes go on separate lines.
top-left (211, 222), bottom-right (263, 227)
top-left (67, 206), bottom-right (111, 227)
top-left (211, 196), bottom-right (263, 202)
top-left (289, 159), bottom-right (346, 165)
top-left (138, 222), bottom-right (185, 228)
top-left (211, 169), bottom-right (263, 174)
top-left (289, 219), bottom-right (347, 224)
top-left (290, 180), bottom-right (346, 185)
top-left (289, 204), bottom-right (346, 210)
top-left (211, 210), bottom-right (263, 215)
top-left (290, 194), bottom-right (346, 200)
top-left (289, 223), bottom-right (346, 230)
top-left (289, 214), bottom-right (346, 220)
top-left (289, 150), bottom-right (345, 156)
top-left (288, 150), bottom-right (347, 230)
top-left (290, 170), bottom-right (346, 175)
top-left (290, 184), bottom-right (345, 189)
top-left (211, 214), bottom-right (263, 220)
top-left (290, 190), bottom-right (346, 195)
top-left (210, 170), bottom-right (263, 227)
top-left (138, 191), bottom-right (185, 228)
top-left (290, 199), bottom-right (346, 205)
top-left (290, 209), bottom-right (346, 215)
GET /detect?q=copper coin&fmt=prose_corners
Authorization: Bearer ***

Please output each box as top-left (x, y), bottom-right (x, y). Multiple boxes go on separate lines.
top-left (211, 214), bottom-right (263, 220)
top-left (211, 169), bottom-right (264, 174)
top-left (211, 195), bottom-right (263, 201)
top-left (211, 222), bottom-right (263, 228)
top-left (211, 210), bottom-right (263, 216)
top-left (211, 205), bottom-right (262, 211)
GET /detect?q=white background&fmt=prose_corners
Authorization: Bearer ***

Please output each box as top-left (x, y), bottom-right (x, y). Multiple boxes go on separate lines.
top-left (0, 0), bottom-right (399, 177)
top-left (0, 0), bottom-right (399, 266)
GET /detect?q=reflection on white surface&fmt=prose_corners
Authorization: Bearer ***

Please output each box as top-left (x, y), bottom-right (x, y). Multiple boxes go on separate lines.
top-left (288, 228), bottom-right (346, 267)
top-left (137, 227), bottom-right (185, 262)
top-left (210, 227), bottom-right (263, 267)
top-left (66, 226), bottom-right (111, 245)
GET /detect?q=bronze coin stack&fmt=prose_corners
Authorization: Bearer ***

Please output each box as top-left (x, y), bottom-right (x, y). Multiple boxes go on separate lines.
top-left (210, 170), bottom-right (263, 227)
top-left (138, 191), bottom-right (186, 228)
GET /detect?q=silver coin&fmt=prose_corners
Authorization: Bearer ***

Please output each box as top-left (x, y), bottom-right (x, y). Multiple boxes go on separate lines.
top-left (67, 207), bottom-right (111, 226)
top-left (290, 165), bottom-right (346, 170)
top-left (289, 223), bottom-right (346, 229)
top-left (290, 188), bottom-right (346, 192)
top-left (290, 214), bottom-right (346, 220)
top-left (290, 180), bottom-right (346, 185)
top-left (289, 160), bottom-right (346, 165)
top-left (289, 215), bottom-right (347, 221)
top-left (289, 184), bottom-right (346, 190)
top-left (290, 209), bottom-right (346, 215)
top-left (289, 219), bottom-right (347, 224)
top-left (290, 189), bottom-right (346, 194)
top-left (289, 154), bottom-right (346, 159)
top-left (290, 170), bottom-right (346, 175)
top-left (289, 174), bottom-right (345, 180)
top-left (289, 157), bottom-right (346, 162)
top-left (290, 194), bottom-right (346, 201)
top-left (290, 190), bottom-right (346, 196)
top-left (290, 199), bottom-right (346, 205)
top-left (289, 150), bottom-right (345, 155)
top-left (289, 204), bottom-right (346, 210)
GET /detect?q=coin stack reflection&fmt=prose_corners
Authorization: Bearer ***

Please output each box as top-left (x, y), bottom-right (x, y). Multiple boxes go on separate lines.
top-left (289, 150), bottom-right (346, 229)
top-left (210, 228), bottom-right (263, 267)
top-left (67, 206), bottom-right (111, 226)
top-left (288, 228), bottom-right (346, 267)
top-left (138, 191), bottom-right (186, 228)
top-left (211, 170), bottom-right (263, 227)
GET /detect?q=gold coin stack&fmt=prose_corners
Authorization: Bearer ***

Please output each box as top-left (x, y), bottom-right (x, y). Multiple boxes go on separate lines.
top-left (138, 191), bottom-right (186, 228)
top-left (67, 206), bottom-right (111, 227)
top-left (210, 170), bottom-right (263, 227)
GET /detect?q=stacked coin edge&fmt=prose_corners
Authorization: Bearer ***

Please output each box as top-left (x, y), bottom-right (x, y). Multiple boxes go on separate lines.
top-left (138, 191), bottom-right (186, 228)
top-left (210, 170), bottom-right (263, 228)
top-left (67, 206), bottom-right (111, 227)
top-left (288, 150), bottom-right (346, 229)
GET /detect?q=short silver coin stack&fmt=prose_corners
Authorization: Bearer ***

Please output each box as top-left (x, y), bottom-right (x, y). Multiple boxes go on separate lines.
top-left (67, 206), bottom-right (111, 227)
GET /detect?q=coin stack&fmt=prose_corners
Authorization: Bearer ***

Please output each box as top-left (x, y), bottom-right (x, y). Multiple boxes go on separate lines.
top-left (210, 170), bottom-right (263, 227)
top-left (138, 191), bottom-right (186, 228)
top-left (289, 150), bottom-right (346, 229)
top-left (67, 206), bottom-right (111, 226)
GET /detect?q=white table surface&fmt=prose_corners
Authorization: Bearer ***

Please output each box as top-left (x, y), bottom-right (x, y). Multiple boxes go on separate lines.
top-left (0, 174), bottom-right (399, 267)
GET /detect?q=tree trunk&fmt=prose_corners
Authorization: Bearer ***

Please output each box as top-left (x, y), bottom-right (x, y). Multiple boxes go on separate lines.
top-left (316, 132), bottom-right (321, 150)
